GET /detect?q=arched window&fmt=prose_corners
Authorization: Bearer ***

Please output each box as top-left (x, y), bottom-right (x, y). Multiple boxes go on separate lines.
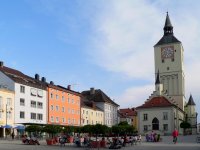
top-left (152, 117), bottom-right (159, 130)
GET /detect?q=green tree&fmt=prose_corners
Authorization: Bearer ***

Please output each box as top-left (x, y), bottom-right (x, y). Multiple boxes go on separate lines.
top-left (43, 125), bottom-right (62, 138)
top-left (180, 121), bottom-right (191, 135)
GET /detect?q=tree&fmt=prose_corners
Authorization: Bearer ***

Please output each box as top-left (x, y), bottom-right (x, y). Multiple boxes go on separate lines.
top-left (43, 125), bottom-right (62, 138)
top-left (25, 125), bottom-right (42, 136)
top-left (180, 121), bottom-right (191, 135)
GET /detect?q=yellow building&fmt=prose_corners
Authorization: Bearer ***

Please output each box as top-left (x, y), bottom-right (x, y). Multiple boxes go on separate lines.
top-left (81, 101), bottom-right (104, 126)
top-left (0, 86), bottom-right (15, 137)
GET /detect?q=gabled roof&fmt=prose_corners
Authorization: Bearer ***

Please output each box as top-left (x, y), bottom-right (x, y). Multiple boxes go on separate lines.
top-left (137, 96), bottom-right (174, 109)
top-left (0, 66), bottom-right (46, 90)
top-left (81, 97), bottom-right (103, 112)
top-left (81, 89), bottom-right (119, 106)
top-left (119, 108), bottom-right (137, 116)
top-left (187, 95), bottom-right (196, 106)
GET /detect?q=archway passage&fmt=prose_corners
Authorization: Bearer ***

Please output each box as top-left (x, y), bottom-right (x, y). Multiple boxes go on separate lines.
top-left (152, 117), bottom-right (159, 130)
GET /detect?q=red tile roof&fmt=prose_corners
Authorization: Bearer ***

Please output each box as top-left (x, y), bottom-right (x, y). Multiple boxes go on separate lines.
top-left (119, 108), bottom-right (137, 116)
top-left (137, 96), bottom-right (174, 109)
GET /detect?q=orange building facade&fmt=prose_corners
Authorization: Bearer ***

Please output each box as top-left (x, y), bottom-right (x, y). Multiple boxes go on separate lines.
top-left (47, 84), bottom-right (81, 126)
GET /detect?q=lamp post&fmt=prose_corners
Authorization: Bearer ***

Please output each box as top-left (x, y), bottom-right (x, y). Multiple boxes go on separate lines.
top-left (5, 104), bottom-right (7, 139)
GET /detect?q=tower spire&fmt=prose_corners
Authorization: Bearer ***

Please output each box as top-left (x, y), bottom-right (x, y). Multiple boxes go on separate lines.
top-left (155, 70), bottom-right (160, 84)
top-left (163, 12), bottom-right (173, 36)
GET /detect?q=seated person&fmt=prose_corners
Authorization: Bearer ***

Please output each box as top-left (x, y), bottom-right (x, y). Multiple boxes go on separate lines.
top-left (31, 136), bottom-right (40, 145)
top-left (74, 136), bottom-right (81, 147)
top-left (22, 135), bottom-right (30, 144)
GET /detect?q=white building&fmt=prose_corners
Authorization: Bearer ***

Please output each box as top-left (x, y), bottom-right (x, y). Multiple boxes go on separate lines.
top-left (82, 88), bottom-right (119, 127)
top-left (137, 13), bottom-right (197, 135)
top-left (0, 62), bottom-right (47, 126)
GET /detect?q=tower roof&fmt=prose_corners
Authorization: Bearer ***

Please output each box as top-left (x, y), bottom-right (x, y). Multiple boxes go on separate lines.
top-left (154, 12), bottom-right (180, 46)
top-left (187, 94), bottom-right (196, 106)
top-left (155, 70), bottom-right (160, 84)
top-left (164, 12), bottom-right (173, 29)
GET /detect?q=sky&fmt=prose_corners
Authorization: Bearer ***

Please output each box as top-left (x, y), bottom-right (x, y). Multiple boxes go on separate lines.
top-left (0, 0), bottom-right (200, 122)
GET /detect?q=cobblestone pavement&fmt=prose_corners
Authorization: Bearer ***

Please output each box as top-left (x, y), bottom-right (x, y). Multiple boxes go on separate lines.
top-left (0, 135), bottom-right (199, 150)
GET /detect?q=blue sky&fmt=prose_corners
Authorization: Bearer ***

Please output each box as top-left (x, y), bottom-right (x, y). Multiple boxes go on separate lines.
top-left (0, 0), bottom-right (200, 122)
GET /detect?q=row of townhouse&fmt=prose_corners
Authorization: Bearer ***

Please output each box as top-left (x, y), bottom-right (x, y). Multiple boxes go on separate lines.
top-left (0, 61), bottom-right (119, 137)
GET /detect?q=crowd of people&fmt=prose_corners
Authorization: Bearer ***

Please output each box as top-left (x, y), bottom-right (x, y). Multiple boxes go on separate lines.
top-left (145, 131), bottom-right (161, 142)
top-left (22, 134), bottom-right (40, 145)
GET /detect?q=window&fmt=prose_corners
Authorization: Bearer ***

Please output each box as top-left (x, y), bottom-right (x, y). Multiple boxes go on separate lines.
top-left (163, 112), bottom-right (168, 120)
top-left (86, 111), bottom-right (88, 115)
top-left (0, 96), bottom-right (2, 108)
top-left (20, 98), bottom-right (25, 106)
top-left (31, 113), bottom-right (36, 119)
top-left (37, 114), bottom-right (43, 120)
top-left (68, 98), bottom-right (70, 103)
top-left (51, 116), bottom-right (54, 122)
top-left (7, 98), bottom-right (12, 106)
top-left (51, 105), bottom-right (53, 111)
top-left (56, 106), bottom-right (59, 111)
top-left (50, 93), bottom-right (53, 99)
top-left (62, 96), bottom-right (65, 101)
top-left (0, 111), bottom-right (2, 119)
top-left (30, 88), bottom-right (37, 96)
top-left (20, 85), bottom-right (25, 93)
top-left (68, 118), bottom-right (70, 124)
top-left (37, 90), bottom-right (43, 97)
top-left (37, 102), bottom-right (43, 109)
top-left (62, 118), bottom-right (65, 123)
top-left (144, 125), bottom-right (148, 131)
top-left (62, 107), bottom-right (65, 112)
top-left (72, 109), bottom-right (74, 114)
top-left (143, 114), bottom-right (148, 121)
top-left (31, 101), bottom-right (36, 108)
top-left (56, 117), bottom-right (59, 122)
top-left (163, 124), bottom-right (168, 131)
top-left (7, 111), bottom-right (12, 119)
top-left (87, 120), bottom-right (89, 124)
top-left (162, 59), bottom-right (164, 63)
top-left (71, 99), bottom-right (74, 104)
top-left (83, 110), bottom-right (85, 114)
top-left (56, 95), bottom-right (59, 100)
top-left (20, 111), bottom-right (25, 119)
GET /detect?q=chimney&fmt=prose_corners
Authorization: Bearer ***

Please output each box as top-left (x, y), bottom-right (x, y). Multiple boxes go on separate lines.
top-left (41, 77), bottom-right (46, 82)
top-left (90, 87), bottom-right (95, 95)
top-left (0, 61), bottom-right (4, 68)
top-left (35, 74), bottom-right (40, 80)
top-left (67, 85), bottom-right (71, 90)
top-left (50, 81), bottom-right (54, 85)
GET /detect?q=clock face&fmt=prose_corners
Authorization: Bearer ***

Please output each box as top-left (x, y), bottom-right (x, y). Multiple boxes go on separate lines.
top-left (161, 46), bottom-right (174, 59)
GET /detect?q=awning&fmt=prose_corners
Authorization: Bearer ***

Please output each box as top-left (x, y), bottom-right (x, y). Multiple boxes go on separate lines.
top-left (2, 125), bottom-right (12, 128)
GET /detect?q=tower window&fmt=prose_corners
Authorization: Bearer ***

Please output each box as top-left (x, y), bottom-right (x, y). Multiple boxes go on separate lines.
top-left (167, 67), bottom-right (170, 70)
top-left (162, 59), bottom-right (164, 63)
top-left (171, 58), bottom-right (174, 62)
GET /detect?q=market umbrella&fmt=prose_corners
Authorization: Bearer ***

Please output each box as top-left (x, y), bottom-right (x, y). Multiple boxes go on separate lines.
top-left (2, 125), bottom-right (12, 128)
top-left (14, 125), bottom-right (25, 130)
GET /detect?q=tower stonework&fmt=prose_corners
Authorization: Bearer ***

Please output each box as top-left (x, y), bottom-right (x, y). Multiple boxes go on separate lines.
top-left (154, 13), bottom-right (185, 110)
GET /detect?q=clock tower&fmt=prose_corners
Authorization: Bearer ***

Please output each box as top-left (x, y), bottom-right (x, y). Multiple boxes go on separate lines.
top-left (154, 13), bottom-right (185, 110)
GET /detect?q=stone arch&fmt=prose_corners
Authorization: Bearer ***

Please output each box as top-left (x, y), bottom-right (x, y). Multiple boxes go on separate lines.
top-left (152, 117), bottom-right (159, 130)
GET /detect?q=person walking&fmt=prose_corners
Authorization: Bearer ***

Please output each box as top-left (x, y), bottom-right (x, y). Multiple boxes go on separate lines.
top-left (11, 131), bottom-right (15, 140)
top-left (172, 128), bottom-right (179, 144)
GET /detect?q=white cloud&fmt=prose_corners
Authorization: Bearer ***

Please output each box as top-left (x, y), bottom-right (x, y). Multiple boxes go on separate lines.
top-left (116, 84), bottom-right (154, 108)
top-left (88, 0), bottom-right (200, 119)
